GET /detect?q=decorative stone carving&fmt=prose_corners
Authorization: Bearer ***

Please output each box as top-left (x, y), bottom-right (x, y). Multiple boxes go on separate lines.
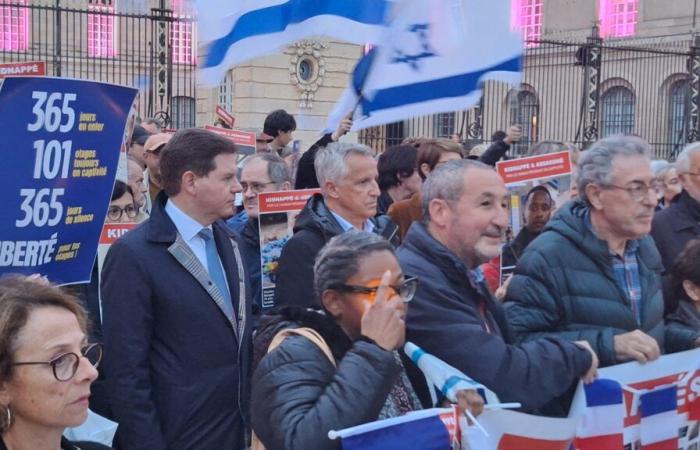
top-left (288, 40), bottom-right (327, 109)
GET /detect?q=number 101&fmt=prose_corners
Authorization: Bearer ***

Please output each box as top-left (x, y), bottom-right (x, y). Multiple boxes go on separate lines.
top-left (33, 140), bottom-right (72, 180)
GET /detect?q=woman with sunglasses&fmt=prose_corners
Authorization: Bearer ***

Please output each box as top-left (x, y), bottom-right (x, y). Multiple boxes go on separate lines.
top-left (0, 275), bottom-right (108, 450)
top-left (251, 231), bottom-right (482, 450)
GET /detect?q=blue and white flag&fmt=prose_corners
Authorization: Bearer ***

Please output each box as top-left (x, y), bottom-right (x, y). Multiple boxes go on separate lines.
top-left (329, 408), bottom-right (452, 450)
top-left (197, 0), bottom-right (392, 86)
top-left (326, 0), bottom-right (522, 132)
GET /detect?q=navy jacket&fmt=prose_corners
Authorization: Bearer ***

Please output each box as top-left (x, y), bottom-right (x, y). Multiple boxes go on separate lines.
top-left (274, 194), bottom-right (399, 309)
top-left (505, 200), bottom-right (666, 367)
top-left (397, 222), bottom-right (591, 413)
top-left (651, 190), bottom-right (700, 273)
top-left (100, 193), bottom-right (252, 450)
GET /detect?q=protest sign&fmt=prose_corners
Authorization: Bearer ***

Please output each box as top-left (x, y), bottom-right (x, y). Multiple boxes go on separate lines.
top-left (0, 77), bottom-right (137, 284)
top-left (569, 348), bottom-right (700, 449)
top-left (257, 189), bottom-right (319, 309)
top-left (215, 104), bottom-right (235, 128)
top-left (97, 223), bottom-right (138, 278)
top-left (203, 125), bottom-right (255, 155)
top-left (495, 151), bottom-right (573, 283)
top-left (0, 61), bottom-right (46, 79)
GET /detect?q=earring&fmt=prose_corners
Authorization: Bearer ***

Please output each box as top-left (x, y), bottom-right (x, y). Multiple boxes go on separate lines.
top-left (0, 404), bottom-right (11, 430)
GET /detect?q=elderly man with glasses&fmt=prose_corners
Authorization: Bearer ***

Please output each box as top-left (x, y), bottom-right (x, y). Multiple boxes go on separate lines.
top-left (505, 136), bottom-right (670, 383)
top-left (651, 143), bottom-right (700, 312)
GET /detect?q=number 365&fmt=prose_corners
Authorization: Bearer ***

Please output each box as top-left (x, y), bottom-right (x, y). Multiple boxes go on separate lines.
top-left (27, 91), bottom-right (77, 133)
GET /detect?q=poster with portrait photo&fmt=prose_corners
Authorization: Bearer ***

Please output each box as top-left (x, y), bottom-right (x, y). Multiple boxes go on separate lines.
top-left (258, 189), bottom-right (319, 309)
top-left (496, 151), bottom-right (573, 284)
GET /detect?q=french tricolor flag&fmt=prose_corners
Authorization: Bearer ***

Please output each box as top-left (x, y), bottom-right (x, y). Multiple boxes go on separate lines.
top-left (639, 385), bottom-right (680, 450)
top-left (574, 379), bottom-right (624, 450)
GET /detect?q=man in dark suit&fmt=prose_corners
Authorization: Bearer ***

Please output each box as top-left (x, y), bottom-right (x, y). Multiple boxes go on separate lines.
top-left (101, 128), bottom-right (251, 450)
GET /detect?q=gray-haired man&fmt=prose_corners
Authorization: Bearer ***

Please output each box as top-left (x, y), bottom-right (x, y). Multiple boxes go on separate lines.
top-left (274, 142), bottom-right (399, 308)
top-left (505, 135), bottom-right (670, 368)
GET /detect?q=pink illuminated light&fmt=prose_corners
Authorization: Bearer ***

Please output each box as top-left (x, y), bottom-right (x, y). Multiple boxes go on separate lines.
top-left (0, 0), bottom-right (29, 52)
top-left (511, 0), bottom-right (543, 47)
top-left (599, 0), bottom-right (638, 38)
top-left (171, 0), bottom-right (197, 65)
top-left (88, 2), bottom-right (117, 58)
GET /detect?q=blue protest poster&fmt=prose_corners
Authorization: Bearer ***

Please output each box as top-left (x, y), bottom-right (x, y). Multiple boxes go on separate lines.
top-left (0, 77), bottom-right (138, 284)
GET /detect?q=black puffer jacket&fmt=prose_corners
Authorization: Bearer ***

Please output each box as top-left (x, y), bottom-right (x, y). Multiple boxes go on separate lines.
top-left (251, 307), bottom-right (400, 450)
top-left (501, 227), bottom-right (539, 268)
top-left (505, 200), bottom-right (666, 367)
top-left (274, 194), bottom-right (399, 308)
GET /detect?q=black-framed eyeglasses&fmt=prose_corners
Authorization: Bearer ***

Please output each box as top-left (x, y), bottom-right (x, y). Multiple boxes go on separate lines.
top-left (241, 181), bottom-right (276, 194)
top-left (331, 276), bottom-right (419, 303)
top-left (603, 182), bottom-right (656, 202)
top-left (13, 343), bottom-right (103, 382)
top-left (107, 204), bottom-right (138, 221)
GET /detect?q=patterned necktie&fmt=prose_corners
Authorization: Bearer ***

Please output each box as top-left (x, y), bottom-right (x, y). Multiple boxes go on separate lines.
top-left (198, 228), bottom-right (235, 320)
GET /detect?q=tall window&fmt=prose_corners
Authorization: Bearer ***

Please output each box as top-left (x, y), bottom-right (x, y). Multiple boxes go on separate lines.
top-left (511, 0), bottom-right (543, 46)
top-left (171, 0), bottom-right (196, 65)
top-left (171, 96), bottom-right (195, 129)
top-left (669, 79), bottom-right (691, 153)
top-left (0, 0), bottom-right (28, 52)
top-left (433, 112), bottom-right (456, 138)
top-left (509, 88), bottom-right (539, 155)
top-left (88, 0), bottom-right (117, 58)
top-left (600, 86), bottom-right (635, 137)
top-left (218, 70), bottom-right (234, 113)
top-left (599, 0), bottom-right (638, 38)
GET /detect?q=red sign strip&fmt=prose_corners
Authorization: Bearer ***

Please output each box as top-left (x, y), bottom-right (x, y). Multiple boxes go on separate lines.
top-left (0, 61), bottom-right (46, 79)
top-left (497, 151), bottom-right (572, 185)
top-left (204, 125), bottom-right (255, 147)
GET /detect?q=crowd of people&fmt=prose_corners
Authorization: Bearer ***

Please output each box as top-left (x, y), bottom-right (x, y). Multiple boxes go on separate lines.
top-left (1, 107), bottom-right (699, 450)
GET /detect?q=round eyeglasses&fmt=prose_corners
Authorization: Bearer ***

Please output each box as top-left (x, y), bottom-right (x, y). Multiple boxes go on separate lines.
top-left (107, 204), bottom-right (138, 221)
top-left (13, 343), bottom-right (103, 382)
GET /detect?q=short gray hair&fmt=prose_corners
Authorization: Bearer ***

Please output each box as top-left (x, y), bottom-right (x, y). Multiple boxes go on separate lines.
top-left (675, 142), bottom-right (700, 174)
top-left (315, 142), bottom-right (375, 188)
top-left (650, 159), bottom-right (674, 179)
top-left (576, 135), bottom-right (650, 205)
top-left (242, 153), bottom-right (291, 185)
top-left (421, 159), bottom-right (493, 222)
top-left (313, 231), bottom-right (394, 301)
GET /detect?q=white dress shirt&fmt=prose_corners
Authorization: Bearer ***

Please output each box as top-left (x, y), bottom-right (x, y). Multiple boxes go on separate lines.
top-left (165, 200), bottom-right (228, 289)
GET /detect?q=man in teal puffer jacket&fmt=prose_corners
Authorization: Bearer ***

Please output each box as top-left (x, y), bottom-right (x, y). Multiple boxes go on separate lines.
top-left (504, 136), bottom-right (685, 368)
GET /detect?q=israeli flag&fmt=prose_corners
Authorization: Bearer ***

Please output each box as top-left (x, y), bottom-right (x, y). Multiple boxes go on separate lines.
top-left (197, 0), bottom-right (393, 86)
top-left (326, 0), bottom-right (522, 132)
